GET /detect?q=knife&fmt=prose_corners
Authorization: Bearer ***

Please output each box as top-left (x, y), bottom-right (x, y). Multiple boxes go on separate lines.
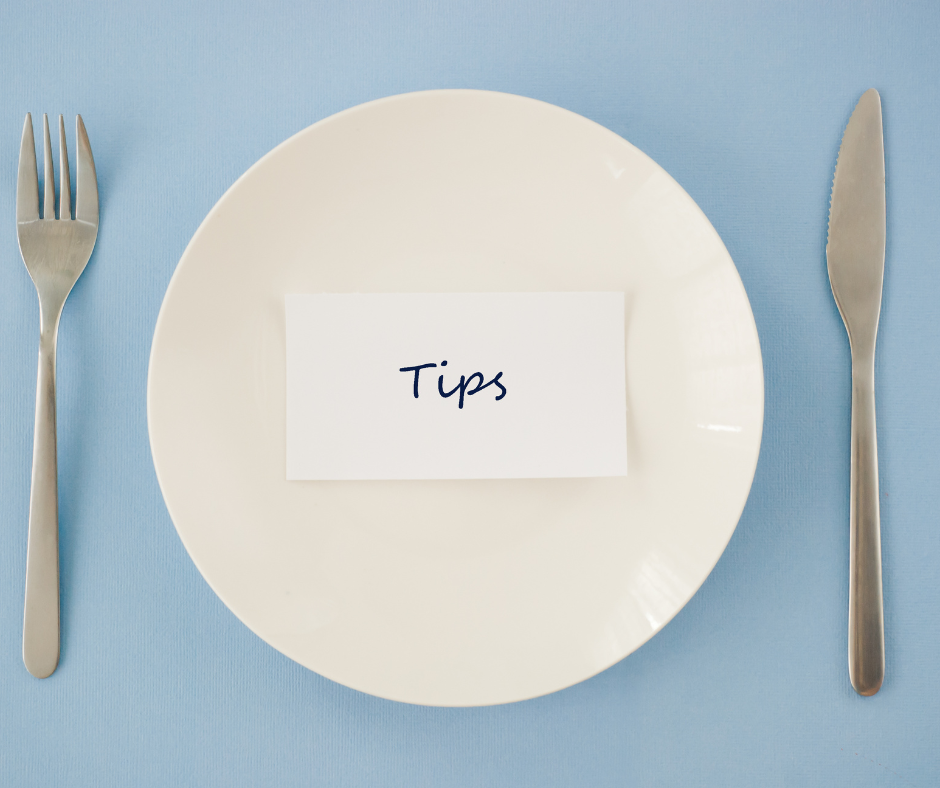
top-left (827, 88), bottom-right (886, 696)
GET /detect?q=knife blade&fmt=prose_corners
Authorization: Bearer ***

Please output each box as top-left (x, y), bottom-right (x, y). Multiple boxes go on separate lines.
top-left (827, 88), bottom-right (886, 696)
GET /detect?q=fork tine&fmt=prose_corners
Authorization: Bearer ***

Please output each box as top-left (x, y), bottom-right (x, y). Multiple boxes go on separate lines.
top-left (74, 115), bottom-right (98, 225)
top-left (42, 115), bottom-right (55, 220)
top-left (58, 116), bottom-right (71, 220)
top-left (17, 113), bottom-right (39, 223)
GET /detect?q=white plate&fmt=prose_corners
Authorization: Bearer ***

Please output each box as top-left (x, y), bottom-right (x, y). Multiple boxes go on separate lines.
top-left (148, 90), bottom-right (763, 706)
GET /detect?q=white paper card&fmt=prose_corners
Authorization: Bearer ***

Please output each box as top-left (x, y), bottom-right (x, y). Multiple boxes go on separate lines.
top-left (285, 293), bottom-right (627, 480)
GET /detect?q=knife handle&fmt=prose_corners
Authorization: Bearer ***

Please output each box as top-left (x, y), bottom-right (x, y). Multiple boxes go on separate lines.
top-left (848, 351), bottom-right (884, 696)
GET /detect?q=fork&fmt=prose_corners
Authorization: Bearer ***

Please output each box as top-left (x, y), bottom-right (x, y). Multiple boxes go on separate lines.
top-left (16, 113), bottom-right (98, 678)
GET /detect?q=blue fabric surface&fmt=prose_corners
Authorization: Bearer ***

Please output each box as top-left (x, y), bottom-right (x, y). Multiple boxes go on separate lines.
top-left (1, 0), bottom-right (938, 785)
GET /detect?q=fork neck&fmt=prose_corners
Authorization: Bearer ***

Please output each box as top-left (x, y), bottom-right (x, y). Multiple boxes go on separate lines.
top-left (37, 293), bottom-right (65, 351)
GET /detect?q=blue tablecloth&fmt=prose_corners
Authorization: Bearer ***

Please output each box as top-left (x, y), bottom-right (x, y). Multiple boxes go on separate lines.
top-left (2, 1), bottom-right (938, 785)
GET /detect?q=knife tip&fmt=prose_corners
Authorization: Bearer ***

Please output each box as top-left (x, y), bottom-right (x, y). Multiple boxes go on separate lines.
top-left (860, 87), bottom-right (881, 108)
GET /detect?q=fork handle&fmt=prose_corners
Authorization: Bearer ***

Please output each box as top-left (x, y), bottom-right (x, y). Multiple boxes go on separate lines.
top-left (23, 317), bottom-right (61, 678)
top-left (848, 351), bottom-right (885, 696)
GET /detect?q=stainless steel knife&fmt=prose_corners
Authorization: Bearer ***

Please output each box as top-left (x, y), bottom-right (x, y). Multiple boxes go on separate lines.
top-left (827, 88), bottom-right (886, 696)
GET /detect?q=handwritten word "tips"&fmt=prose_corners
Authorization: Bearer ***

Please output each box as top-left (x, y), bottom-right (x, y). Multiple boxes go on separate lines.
top-left (399, 361), bottom-right (507, 409)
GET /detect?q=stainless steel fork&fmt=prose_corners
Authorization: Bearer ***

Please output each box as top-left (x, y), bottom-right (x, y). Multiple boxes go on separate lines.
top-left (16, 113), bottom-right (98, 678)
